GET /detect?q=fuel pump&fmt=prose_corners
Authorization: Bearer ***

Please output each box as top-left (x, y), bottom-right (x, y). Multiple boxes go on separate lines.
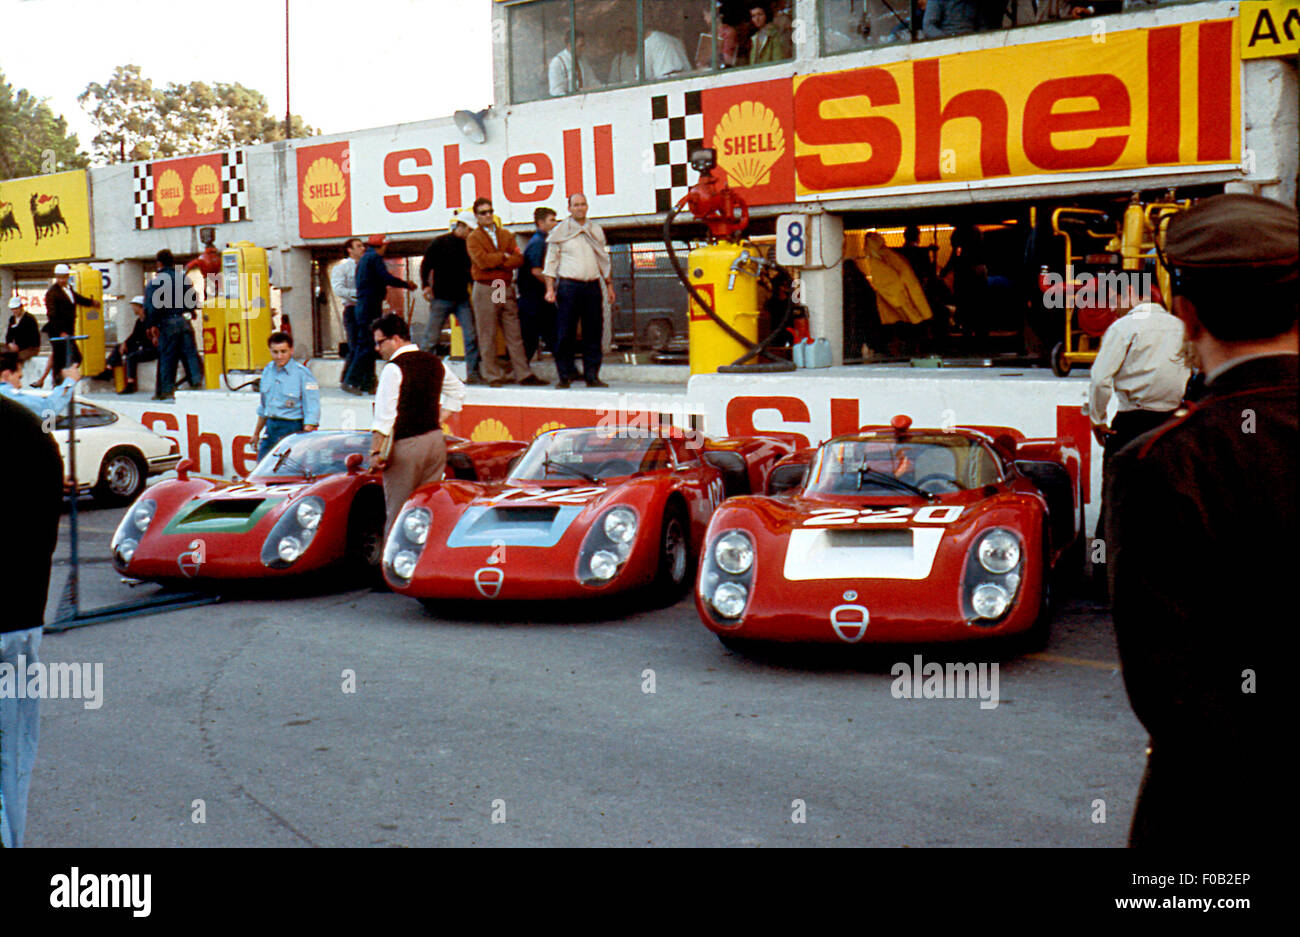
top-left (201, 240), bottom-right (273, 389)
top-left (68, 263), bottom-right (106, 375)
top-left (664, 148), bottom-right (795, 374)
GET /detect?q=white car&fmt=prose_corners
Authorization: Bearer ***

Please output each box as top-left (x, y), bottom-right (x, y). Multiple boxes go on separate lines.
top-left (52, 397), bottom-right (182, 503)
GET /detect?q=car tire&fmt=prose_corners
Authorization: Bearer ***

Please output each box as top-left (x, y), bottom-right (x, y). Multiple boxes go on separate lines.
top-left (645, 318), bottom-right (673, 352)
top-left (652, 504), bottom-right (690, 599)
top-left (1049, 341), bottom-right (1071, 377)
top-left (345, 499), bottom-right (386, 584)
top-left (1012, 530), bottom-right (1054, 654)
top-left (94, 448), bottom-right (146, 505)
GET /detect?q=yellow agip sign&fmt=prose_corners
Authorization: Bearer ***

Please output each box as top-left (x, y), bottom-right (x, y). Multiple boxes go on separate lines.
top-left (0, 170), bottom-right (93, 265)
top-left (1241, 1), bottom-right (1300, 59)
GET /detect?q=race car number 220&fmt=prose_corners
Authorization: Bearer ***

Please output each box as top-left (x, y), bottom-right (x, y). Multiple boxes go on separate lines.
top-left (801, 506), bottom-right (964, 526)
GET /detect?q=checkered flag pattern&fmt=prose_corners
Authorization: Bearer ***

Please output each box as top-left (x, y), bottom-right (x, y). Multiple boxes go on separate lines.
top-left (651, 90), bottom-right (704, 214)
top-left (220, 149), bottom-right (248, 222)
top-left (132, 164), bottom-right (154, 230)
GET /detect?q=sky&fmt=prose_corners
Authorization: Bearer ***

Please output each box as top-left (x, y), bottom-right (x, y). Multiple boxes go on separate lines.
top-left (1, 0), bottom-right (495, 156)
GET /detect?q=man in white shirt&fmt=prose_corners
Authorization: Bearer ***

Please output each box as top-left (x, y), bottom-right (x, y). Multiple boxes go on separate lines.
top-left (548, 33), bottom-right (600, 96)
top-left (644, 29), bottom-right (691, 79)
top-left (331, 237), bottom-right (364, 388)
top-left (1088, 289), bottom-right (1189, 587)
top-left (543, 193), bottom-right (614, 388)
top-left (369, 314), bottom-right (466, 535)
top-left (1088, 291), bottom-right (1190, 450)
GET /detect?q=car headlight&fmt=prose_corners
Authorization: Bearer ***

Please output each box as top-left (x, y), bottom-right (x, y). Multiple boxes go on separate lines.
top-left (132, 500), bottom-right (156, 532)
top-left (971, 583), bottom-right (1011, 619)
top-left (977, 528), bottom-right (1020, 574)
top-left (295, 499), bottom-right (322, 530)
top-left (714, 531), bottom-right (753, 575)
top-left (278, 535), bottom-right (302, 563)
top-left (590, 549), bottom-right (619, 581)
top-left (712, 581), bottom-right (748, 618)
top-left (392, 550), bottom-right (418, 580)
top-left (603, 507), bottom-right (637, 544)
top-left (117, 538), bottom-right (138, 564)
top-left (402, 508), bottom-right (431, 545)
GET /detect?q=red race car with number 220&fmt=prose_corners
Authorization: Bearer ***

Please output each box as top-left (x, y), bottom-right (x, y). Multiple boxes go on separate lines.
top-left (695, 415), bottom-right (1084, 651)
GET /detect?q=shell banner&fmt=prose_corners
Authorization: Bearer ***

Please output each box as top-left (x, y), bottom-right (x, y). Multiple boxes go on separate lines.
top-left (0, 170), bottom-right (93, 265)
top-left (296, 141), bottom-right (352, 239)
top-left (703, 19), bottom-right (1239, 205)
top-left (131, 150), bottom-right (249, 230)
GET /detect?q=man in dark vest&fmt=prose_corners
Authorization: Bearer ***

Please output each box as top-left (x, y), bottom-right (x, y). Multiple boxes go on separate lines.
top-left (1105, 193), bottom-right (1297, 849)
top-left (369, 314), bottom-right (465, 534)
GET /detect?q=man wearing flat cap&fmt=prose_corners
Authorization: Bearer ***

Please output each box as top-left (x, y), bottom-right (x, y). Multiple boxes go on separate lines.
top-left (1105, 194), bottom-right (1297, 849)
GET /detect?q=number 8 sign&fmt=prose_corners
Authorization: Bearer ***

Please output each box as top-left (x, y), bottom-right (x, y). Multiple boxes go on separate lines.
top-left (776, 213), bottom-right (808, 267)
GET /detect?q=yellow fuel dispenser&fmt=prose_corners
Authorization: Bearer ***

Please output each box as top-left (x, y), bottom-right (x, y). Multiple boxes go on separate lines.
top-left (201, 241), bottom-right (273, 388)
top-left (687, 242), bottom-right (762, 374)
top-left (68, 263), bottom-right (105, 375)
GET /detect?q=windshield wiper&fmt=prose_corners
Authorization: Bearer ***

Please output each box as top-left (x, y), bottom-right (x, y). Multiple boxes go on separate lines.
top-left (272, 448), bottom-right (313, 480)
top-left (856, 463), bottom-right (935, 500)
top-left (543, 457), bottom-right (599, 483)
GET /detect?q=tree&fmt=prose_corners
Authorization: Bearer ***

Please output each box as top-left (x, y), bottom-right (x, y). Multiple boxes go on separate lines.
top-left (0, 70), bottom-right (89, 180)
top-left (78, 65), bottom-right (316, 164)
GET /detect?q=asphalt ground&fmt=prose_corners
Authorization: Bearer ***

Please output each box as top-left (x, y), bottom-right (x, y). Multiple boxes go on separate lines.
top-left (28, 498), bottom-right (1146, 848)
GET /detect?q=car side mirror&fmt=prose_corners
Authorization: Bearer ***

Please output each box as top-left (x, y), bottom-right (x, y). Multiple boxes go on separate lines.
top-left (177, 458), bottom-right (195, 481)
top-left (993, 434), bottom-right (1017, 461)
top-left (346, 453), bottom-right (364, 475)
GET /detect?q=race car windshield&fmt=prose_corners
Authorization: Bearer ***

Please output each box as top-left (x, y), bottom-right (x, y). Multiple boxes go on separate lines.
top-left (510, 428), bottom-right (674, 482)
top-left (805, 435), bottom-right (1002, 495)
top-left (250, 432), bottom-right (371, 479)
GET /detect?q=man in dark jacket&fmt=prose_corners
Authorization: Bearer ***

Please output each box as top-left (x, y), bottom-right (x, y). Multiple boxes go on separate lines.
top-left (33, 263), bottom-right (95, 387)
top-left (145, 249), bottom-right (203, 401)
top-left (0, 395), bottom-right (63, 847)
top-left (1105, 194), bottom-right (1297, 849)
top-left (344, 234), bottom-right (416, 394)
top-left (421, 212), bottom-right (483, 384)
top-left (105, 295), bottom-right (158, 394)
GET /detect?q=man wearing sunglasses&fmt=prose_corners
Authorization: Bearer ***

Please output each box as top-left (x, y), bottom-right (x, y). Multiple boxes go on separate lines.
top-left (465, 198), bottom-right (546, 387)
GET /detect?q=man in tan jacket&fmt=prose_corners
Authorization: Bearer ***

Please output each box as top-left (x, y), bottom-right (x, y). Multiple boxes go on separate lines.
top-left (466, 197), bottom-right (547, 386)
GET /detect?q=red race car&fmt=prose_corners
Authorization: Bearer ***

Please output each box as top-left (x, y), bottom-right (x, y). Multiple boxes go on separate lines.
top-left (110, 430), bottom-right (525, 585)
top-left (383, 426), bottom-right (795, 605)
top-left (695, 416), bottom-right (1084, 650)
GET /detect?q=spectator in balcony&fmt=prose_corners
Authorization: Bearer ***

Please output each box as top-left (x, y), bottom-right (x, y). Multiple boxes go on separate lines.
top-left (645, 25), bottom-right (692, 79)
top-left (923, 0), bottom-right (979, 38)
top-left (609, 26), bottom-right (640, 83)
top-left (747, 4), bottom-right (792, 64)
top-left (696, 3), bottom-right (741, 68)
top-left (887, 0), bottom-right (928, 42)
top-left (549, 31), bottom-right (600, 95)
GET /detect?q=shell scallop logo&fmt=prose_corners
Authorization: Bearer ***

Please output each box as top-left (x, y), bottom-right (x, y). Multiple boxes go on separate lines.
top-left (190, 163), bottom-right (220, 214)
top-left (533, 421), bottom-right (567, 437)
top-left (302, 157), bottom-right (347, 225)
top-left (470, 418), bottom-right (511, 442)
top-left (712, 101), bottom-right (786, 189)
top-left (155, 168), bottom-right (185, 218)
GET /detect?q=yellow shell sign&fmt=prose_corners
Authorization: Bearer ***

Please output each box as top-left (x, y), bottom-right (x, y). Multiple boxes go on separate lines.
top-left (713, 101), bottom-right (786, 189)
top-left (0, 170), bottom-right (93, 265)
top-left (190, 163), bottom-right (220, 215)
top-left (302, 156), bottom-right (347, 225)
top-left (155, 168), bottom-right (184, 218)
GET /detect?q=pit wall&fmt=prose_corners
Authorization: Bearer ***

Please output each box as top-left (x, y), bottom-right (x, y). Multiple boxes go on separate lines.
top-left (96, 367), bottom-right (1105, 535)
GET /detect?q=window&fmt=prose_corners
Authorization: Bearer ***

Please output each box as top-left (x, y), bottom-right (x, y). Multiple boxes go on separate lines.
top-left (507, 0), bottom-right (796, 104)
top-left (508, 0), bottom-right (570, 104)
top-left (55, 401), bottom-right (118, 432)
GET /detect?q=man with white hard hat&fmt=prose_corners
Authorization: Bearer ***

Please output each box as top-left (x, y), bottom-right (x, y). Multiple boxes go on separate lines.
top-left (103, 295), bottom-right (157, 394)
top-left (4, 296), bottom-right (41, 386)
top-left (32, 262), bottom-right (96, 388)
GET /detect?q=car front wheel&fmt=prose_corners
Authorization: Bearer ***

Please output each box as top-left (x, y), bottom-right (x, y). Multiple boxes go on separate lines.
top-left (94, 449), bottom-right (146, 505)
